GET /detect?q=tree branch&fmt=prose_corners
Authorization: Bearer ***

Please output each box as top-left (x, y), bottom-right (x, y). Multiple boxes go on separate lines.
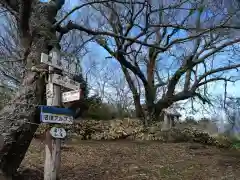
top-left (183, 7), bottom-right (202, 91)
top-left (197, 77), bottom-right (236, 88)
top-left (162, 64), bottom-right (240, 110)
top-left (123, 0), bottom-right (146, 37)
top-left (194, 38), bottom-right (240, 64)
top-left (192, 64), bottom-right (240, 89)
top-left (57, 21), bottom-right (166, 51)
top-left (150, 23), bottom-right (240, 31)
top-left (54, 0), bottom-right (145, 28)
top-left (165, 54), bottom-right (194, 97)
top-left (57, 20), bottom-right (240, 52)
top-left (96, 36), bottom-right (148, 86)
top-left (163, 37), bottom-right (240, 99)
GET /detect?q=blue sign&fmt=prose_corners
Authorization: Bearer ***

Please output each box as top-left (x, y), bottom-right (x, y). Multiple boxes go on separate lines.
top-left (39, 105), bottom-right (74, 124)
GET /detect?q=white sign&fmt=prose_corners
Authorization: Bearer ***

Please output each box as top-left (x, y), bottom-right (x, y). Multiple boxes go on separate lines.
top-left (50, 127), bottom-right (67, 139)
top-left (62, 89), bottom-right (81, 103)
top-left (51, 73), bottom-right (80, 90)
top-left (41, 112), bottom-right (74, 124)
top-left (41, 52), bottom-right (78, 75)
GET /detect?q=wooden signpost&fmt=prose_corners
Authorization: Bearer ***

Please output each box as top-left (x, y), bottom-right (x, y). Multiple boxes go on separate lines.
top-left (40, 48), bottom-right (81, 180)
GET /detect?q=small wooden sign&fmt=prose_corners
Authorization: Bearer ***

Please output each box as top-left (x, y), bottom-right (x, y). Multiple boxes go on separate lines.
top-left (62, 89), bottom-right (81, 103)
top-left (39, 105), bottom-right (74, 124)
top-left (50, 127), bottom-right (67, 139)
top-left (50, 73), bottom-right (80, 90)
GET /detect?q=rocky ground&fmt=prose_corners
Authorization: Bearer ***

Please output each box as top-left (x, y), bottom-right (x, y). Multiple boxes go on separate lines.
top-left (17, 139), bottom-right (240, 180)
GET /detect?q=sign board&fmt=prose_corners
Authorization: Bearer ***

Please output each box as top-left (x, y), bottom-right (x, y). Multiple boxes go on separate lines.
top-left (50, 127), bottom-right (67, 139)
top-left (41, 52), bottom-right (78, 75)
top-left (39, 105), bottom-right (74, 124)
top-left (62, 89), bottom-right (81, 103)
top-left (50, 73), bottom-right (80, 90)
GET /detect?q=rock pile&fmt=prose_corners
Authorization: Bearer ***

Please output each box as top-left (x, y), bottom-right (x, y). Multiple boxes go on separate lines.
top-left (35, 119), bottom-right (232, 148)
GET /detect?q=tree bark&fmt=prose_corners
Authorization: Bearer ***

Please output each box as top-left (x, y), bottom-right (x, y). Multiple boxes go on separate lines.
top-left (0, 1), bottom-right (61, 177)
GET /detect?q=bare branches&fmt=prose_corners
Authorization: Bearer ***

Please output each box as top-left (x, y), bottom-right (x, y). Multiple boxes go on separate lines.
top-left (95, 36), bottom-right (148, 86)
top-left (73, 0), bottom-right (240, 118)
top-left (57, 21), bottom-right (166, 51)
top-left (54, 0), bottom-right (113, 28)
top-left (192, 64), bottom-right (240, 89)
top-left (57, 18), bottom-right (240, 54)
top-left (194, 38), bottom-right (240, 64)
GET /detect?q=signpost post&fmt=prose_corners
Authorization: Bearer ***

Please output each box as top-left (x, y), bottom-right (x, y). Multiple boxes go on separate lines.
top-left (41, 48), bottom-right (81, 180)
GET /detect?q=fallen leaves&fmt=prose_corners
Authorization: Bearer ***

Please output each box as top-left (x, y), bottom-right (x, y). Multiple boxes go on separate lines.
top-left (17, 140), bottom-right (240, 180)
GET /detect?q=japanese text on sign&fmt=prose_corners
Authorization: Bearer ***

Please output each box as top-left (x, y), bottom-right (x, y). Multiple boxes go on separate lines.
top-left (41, 112), bottom-right (73, 124)
top-left (50, 127), bottom-right (67, 139)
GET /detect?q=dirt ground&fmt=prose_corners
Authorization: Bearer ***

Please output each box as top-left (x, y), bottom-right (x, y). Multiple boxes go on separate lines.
top-left (17, 139), bottom-right (240, 180)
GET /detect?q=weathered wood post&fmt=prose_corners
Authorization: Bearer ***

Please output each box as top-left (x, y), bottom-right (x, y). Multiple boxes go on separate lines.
top-left (40, 48), bottom-right (81, 180)
top-left (44, 48), bottom-right (62, 180)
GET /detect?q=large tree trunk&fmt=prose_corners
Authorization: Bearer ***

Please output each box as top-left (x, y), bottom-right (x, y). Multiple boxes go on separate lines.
top-left (0, 78), bottom-right (43, 176)
top-left (0, 1), bottom-right (60, 177)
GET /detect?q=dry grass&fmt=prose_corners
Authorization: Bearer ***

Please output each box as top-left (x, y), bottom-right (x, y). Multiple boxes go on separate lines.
top-left (17, 139), bottom-right (240, 180)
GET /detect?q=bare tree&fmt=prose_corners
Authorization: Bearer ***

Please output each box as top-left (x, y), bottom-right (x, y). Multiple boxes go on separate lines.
top-left (56, 0), bottom-right (240, 125)
top-left (87, 58), bottom-right (115, 99)
top-left (81, 54), bottom-right (135, 118)
top-left (0, 0), bottom-right (239, 177)
top-left (106, 70), bottom-right (134, 118)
